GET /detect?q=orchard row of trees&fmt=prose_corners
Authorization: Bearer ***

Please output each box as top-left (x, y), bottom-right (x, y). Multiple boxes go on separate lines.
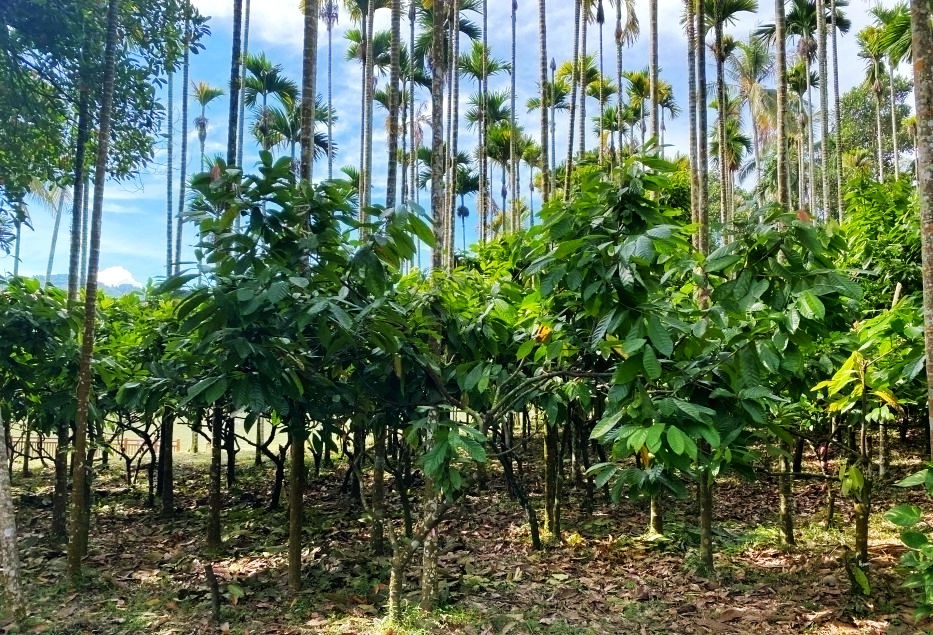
top-left (3, 0), bottom-right (933, 627)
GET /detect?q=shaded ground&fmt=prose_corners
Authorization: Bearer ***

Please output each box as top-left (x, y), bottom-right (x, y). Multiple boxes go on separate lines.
top-left (1, 443), bottom-right (930, 635)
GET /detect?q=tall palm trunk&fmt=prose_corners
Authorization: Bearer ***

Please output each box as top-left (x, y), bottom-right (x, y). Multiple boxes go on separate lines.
top-left (509, 0), bottom-right (517, 231)
top-left (805, 59), bottom-right (816, 211)
top-left (448, 0), bottom-right (461, 265)
top-left (579, 12), bottom-right (588, 156)
top-left (45, 192), bottom-right (66, 286)
top-left (363, 0), bottom-right (376, 208)
top-left (357, 9), bottom-right (368, 213)
top-left (649, 0), bottom-right (659, 140)
top-left (696, 0), bottom-right (710, 254)
top-left (0, 408), bottom-right (22, 615)
top-left (596, 0), bottom-right (605, 163)
top-left (615, 2), bottom-right (624, 155)
top-left (831, 0), bottom-right (843, 219)
top-left (387, 0), bottom-right (402, 208)
top-left (227, 0), bottom-right (244, 166)
top-left (430, 0), bottom-right (448, 270)
top-left (175, 10), bottom-right (191, 275)
top-left (715, 22), bottom-right (729, 231)
top-left (67, 0), bottom-right (120, 583)
top-left (236, 0), bottom-right (251, 169)
top-left (874, 70), bottom-right (885, 181)
top-left (686, 0), bottom-right (699, 242)
top-left (775, 0), bottom-right (790, 210)
top-left (410, 2), bottom-right (418, 213)
top-left (540, 0), bottom-right (550, 201)
top-left (816, 0), bottom-right (829, 218)
top-left (479, 0), bottom-right (488, 240)
top-left (911, 0), bottom-right (933, 461)
top-left (80, 180), bottom-right (89, 287)
top-left (326, 11), bottom-right (335, 180)
top-left (166, 70), bottom-right (174, 276)
top-left (564, 1), bottom-right (582, 198)
top-left (889, 64), bottom-right (900, 179)
top-left (300, 0), bottom-right (320, 181)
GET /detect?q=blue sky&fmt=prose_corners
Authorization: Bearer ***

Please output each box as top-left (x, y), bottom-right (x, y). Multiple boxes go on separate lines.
top-left (8, 0), bottom-right (891, 285)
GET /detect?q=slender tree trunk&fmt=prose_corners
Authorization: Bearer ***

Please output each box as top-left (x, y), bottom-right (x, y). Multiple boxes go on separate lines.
top-left (509, 0), bottom-right (517, 230)
top-left (912, 0), bottom-right (933, 462)
top-left (207, 407), bottom-right (223, 552)
top-left (161, 409), bottom-right (174, 518)
top-left (544, 421), bottom-right (560, 539)
top-left (805, 61), bottom-right (816, 212)
top-left (299, 0), bottom-right (320, 182)
top-left (817, 0), bottom-right (830, 218)
top-left (539, 0), bottom-right (550, 201)
top-left (696, 0), bottom-right (710, 254)
top-left (79, 179), bottom-right (90, 288)
top-left (0, 409), bottom-right (23, 616)
top-left (386, 0), bottom-right (402, 208)
top-left (288, 410), bottom-right (305, 594)
top-left (875, 75), bottom-right (885, 181)
top-left (430, 0), bottom-right (448, 270)
top-left (564, 0), bottom-right (581, 199)
top-left (327, 21), bottom-right (334, 180)
top-left (479, 0), bottom-right (488, 241)
top-left (775, 0), bottom-right (790, 210)
top-left (67, 0), bottom-right (120, 583)
top-left (716, 24), bottom-right (728, 232)
top-left (372, 417), bottom-right (386, 554)
top-left (227, 0), bottom-right (243, 166)
top-left (45, 192), bottom-right (66, 287)
top-left (778, 449), bottom-right (795, 545)
top-left (579, 15), bottom-right (588, 156)
top-left (687, 0), bottom-right (699, 243)
top-left (649, 0), bottom-right (659, 141)
top-left (890, 65), bottom-right (900, 179)
top-left (175, 11), bottom-right (190, 276)
top-left (697, 468), bottom-right (714, 575)
top-left (362, 0), bottom-right (376, 209)
top-left (831, 0), bottom-right (843, 219)
top-left (448, 0), bottom-right (461, 264)
top-left (166, 70), bottom-right (174, 276)
top-left (237, 0), bottom-right (250, 170)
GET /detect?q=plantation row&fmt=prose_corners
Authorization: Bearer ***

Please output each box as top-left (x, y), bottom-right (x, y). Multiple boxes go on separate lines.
top-left (2, 155), bottom-right (932, 624)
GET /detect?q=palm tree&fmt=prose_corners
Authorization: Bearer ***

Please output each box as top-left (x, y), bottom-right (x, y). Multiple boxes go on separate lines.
top-left (193, 82), bottom-right (224, 171)
top-left (623, 68), bottom-right (650, 148)
top-left (174, 3), bottom-right (193, 276)
top-left (509, 0), bottom-right (517, 232)
top-left (657, 80), bottom-right (679, 156)
top-left (564, 0), bottom-right (582, 198)
top-left (321, 1), bottom-right (339, 180)
top-left (648, 0), bottom-right (659, 142)
top-left (430, 0), bottom-right (450, 270)
top-left (774, 0), bottom-right (790, 211)
top-left (236, 0), bottom-right (251, 169)
top-left (227, 0), bottom-right (244, 167)
top-left (874, 3), bottom-right (909, 180)
top-left (857, 25), bottom-right (886, 181)
top-left (707, 0), bottom-right (756, 229)
top-left (243, 53), bottom-right (298, 151)
top-left (710, 96), bottom-right (752, 231)
top-left (614, 0), bottom-right (639, 155)
top-left (830, 0), bottom-right (850, 219)
top-left (729, 38), bottom-right (772, 196)
top-left (387, 0), bottom-right (402, 208)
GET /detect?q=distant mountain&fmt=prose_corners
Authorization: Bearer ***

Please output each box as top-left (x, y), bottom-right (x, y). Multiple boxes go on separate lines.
top-left (39, 274), bottom-right (142, 297)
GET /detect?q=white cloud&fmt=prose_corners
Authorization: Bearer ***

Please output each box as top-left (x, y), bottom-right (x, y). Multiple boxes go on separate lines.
top-left (97, 266), bottom-right (142, 288)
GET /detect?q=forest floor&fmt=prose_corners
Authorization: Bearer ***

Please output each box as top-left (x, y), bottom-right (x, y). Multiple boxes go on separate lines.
top-left (1, 442), bottom-right (931, 635)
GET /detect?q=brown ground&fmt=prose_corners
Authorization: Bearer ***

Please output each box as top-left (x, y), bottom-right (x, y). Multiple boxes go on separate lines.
top-left (1, 441), bottom-right (930, 635)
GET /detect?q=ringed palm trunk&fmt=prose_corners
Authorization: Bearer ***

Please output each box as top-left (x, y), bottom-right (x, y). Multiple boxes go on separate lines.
top-left (479, 0), bottom-right (488, 240)
top-left (564, 0), bottom-right (582, 198)
top-left (299, 0), bottom-right (320, 181)
top-left (45, 192), bottom-right (66, 287)
top-left (166, 70), bottom-right (174, 276)
top-left (686, 0), bottom-right (699, 239)
top-left (386, 0), bottom-right (402, 208)
top-left (227, 0), bottom-right (244, 166)
top-left (579, 13), bottom-right (588, 156)
top-left (805, 60), bottom-right (816, 212)
top-left (237, 0), bottom-right (251, 169)
top-left (831, 0), bottom-right (843, 219)
top-left (874, 83), bottom-right (884, 181)
top-left (911, 0), bottom-right (933, 461)
top-left (774, 0), bottom-right (790, 210)
top-left (510, 0), bottom-right (517, 231)
top-left (327, 17), bottom-right (335, 180)
top-left (615, 2), bottom-right (624, 155)
top-left (715, 23), bottom-right (728, 233)
top-left (696, 0), bottom-right (710, 254)
top-left (539, 0), bottom-right (550, 201)
top-left (817, 0), bottom-right (829, 218)
top-left (67, 0), bottom-right (120, 583)
top-left (889, 64), bottom-right (900, 179)
top-left (448, 0), bottom-right (460, 265)
top-left (430, 0), bottom-right (448, 270)
top-left (649, 0), bottom-right (659, 140)
top-left (175, 12), bottom-right (191, 276)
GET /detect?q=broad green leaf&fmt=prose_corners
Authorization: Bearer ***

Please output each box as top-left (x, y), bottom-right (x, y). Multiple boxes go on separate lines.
top-left (516, 339), bottom-right (535, 359)
top-left (645, 423), bottom-right (665, 453)
top-left (646, 315), bottom-right (674, 357)
top-left (885, 504), bottom-right (922, 528)
top-left (796, 290), bottom-right (825, 320)
top-left (642, 346), bottom-right (661, 380)
top-left (591, 410), bottom-right (625, 440)
top-left (756, 341), bottom-right (780, 374)
top-left (896, 470), bottom-right (930, 488)
top-left (666, 426), bottom-right (687, 455)
top-left (901, 529), bottom-right (930, 550)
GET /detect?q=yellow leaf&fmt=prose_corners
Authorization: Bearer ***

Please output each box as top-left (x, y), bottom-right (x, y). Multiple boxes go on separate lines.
top-left (874, 388), bottom-right (902, 411)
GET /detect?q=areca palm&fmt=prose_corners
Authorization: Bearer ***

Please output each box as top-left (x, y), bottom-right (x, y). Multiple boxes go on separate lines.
top-left (857, 25), bottom-right (887, 181)
top-left (321, 1), bottom-right (339, 180)
top-left (706, 0), bottom-right (756, 230)
top-left (873, 3), bottom-right (909, 179)
top-left (623, 68), bottom-right (650, 148)
top-left (729, 38), bottom-right (772, 191)
top-left (243, 52), bottom-right (298, 151)
top-left (192, 81), bottom-right (223, 171)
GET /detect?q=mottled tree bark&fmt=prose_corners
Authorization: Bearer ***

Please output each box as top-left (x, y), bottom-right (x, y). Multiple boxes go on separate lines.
top-left (0, 410), bottom-right (23, 615)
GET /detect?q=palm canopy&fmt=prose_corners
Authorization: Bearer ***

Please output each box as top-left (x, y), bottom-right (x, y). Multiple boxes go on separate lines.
top-left (466, 90), bottom-right (512, 130)
top-left (192, 81), bottom-right (224, 108)
top-left (458, 41), bottom-right (510, 83)
top-left (242, 52), bottom-right (298, 108)
top-left (875, 2), bottom-right (911, 64)
top-left (755, 0), bottom-right (850, 47)
top-left (345, 29), bottom-right (393, 75)
top-left (710, 118), bottom-right (752, 171)
top-left (526, 78), bottom-right (571, 112)
top-left (705, 0), bottom-right (758, 34)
